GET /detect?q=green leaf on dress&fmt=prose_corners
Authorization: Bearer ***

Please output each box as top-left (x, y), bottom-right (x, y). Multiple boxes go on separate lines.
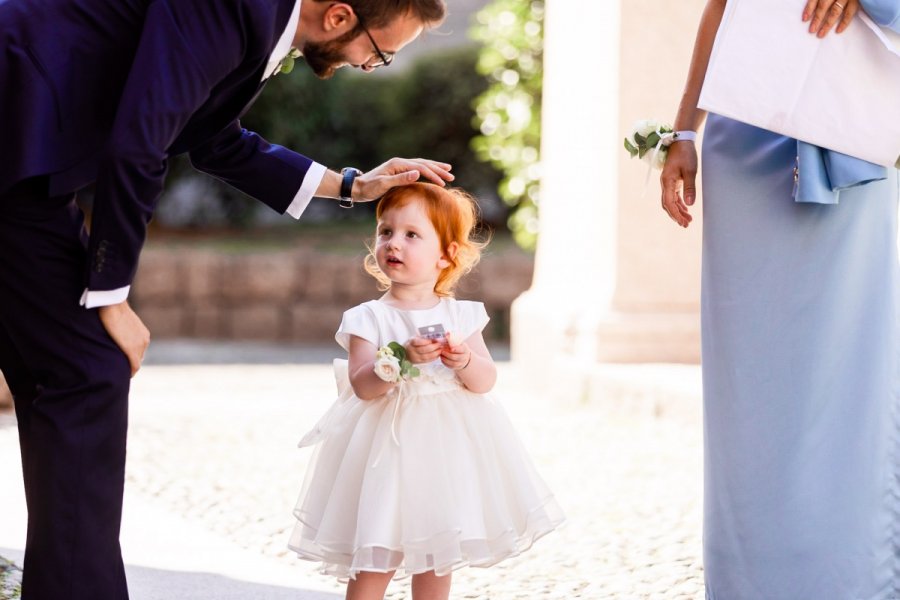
top-left (388, 341), bottom-right (406, 361)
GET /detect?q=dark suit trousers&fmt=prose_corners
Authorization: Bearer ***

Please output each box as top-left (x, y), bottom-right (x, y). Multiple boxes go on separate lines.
top-left (0, 179), bottom-right (131, 600)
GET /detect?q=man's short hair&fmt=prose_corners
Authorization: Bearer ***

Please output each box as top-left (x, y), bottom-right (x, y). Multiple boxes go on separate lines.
top-left (329, 0), bottom-right (446, 29)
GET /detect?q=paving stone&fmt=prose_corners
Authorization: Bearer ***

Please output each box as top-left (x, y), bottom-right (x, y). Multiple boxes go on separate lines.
top-left (2, 360), bottom-right (706, 599)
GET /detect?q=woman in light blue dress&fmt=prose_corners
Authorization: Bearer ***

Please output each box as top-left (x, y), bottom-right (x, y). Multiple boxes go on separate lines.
top-left (661, 1), bottom-right (900, 598)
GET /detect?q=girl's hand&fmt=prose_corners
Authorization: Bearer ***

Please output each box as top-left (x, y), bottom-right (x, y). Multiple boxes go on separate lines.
top-left (440, 333), bottom-right (472, 371)
top-left (803, 0), bottom-right (859, 37)
top-left (406, 336), bottom-right (443, 364)
top-left (660, 140), bottom-right (698, 228)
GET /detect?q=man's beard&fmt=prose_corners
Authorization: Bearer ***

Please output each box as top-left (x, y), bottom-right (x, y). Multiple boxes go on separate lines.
top-left (301, 28), bottom-right (361, 80)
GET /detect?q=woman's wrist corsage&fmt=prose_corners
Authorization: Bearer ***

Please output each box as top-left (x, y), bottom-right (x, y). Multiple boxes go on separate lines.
top-left (624, 119), bottom-right (696, 170)
top-left (374, 342), bottom-right (420, 383)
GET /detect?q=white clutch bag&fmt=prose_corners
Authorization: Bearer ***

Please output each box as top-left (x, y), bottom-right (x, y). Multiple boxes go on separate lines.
top-left (698, 0), bottom-right (900, 168)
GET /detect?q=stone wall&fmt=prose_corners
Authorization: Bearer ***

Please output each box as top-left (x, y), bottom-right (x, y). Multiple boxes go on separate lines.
top-left (130, 243), bottom-right (534, 344)
top-left (0, 241), bottom-right (531, 411)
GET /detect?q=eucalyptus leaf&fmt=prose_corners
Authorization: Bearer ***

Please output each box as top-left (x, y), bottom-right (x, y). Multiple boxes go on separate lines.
top-left (280, 56), bottom-right (295, 74)
top-left (645, 132), bottom-right (660, 149)
top-left (388, 341), bottom-right (406, 360)
top-left (634, 132), bottom-right (647, 146)
top-left (624, 138), bottom-right (638, 157)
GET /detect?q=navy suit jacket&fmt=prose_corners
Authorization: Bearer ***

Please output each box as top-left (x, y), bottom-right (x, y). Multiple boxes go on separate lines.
top-left (0, 0), bottom-right (314, 291)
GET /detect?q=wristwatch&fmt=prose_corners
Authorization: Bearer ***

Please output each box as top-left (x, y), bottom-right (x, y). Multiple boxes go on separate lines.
top-left (339, 167), bottom-right (362, 209)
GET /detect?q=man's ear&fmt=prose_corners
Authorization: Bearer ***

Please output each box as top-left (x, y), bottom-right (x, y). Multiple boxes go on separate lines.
top-left (439, 241), bottom-right (460, 269)
top-left (322, 2), bottom-right (355, 33)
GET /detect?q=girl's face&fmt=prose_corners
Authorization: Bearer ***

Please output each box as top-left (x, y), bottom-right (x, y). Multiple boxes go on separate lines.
top-left (375, 200), bottom-right (451, 291)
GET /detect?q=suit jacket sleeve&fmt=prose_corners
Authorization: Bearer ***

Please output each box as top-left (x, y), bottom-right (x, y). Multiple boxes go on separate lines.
top-left (189, 120), bottom-right (315, 214)
top-left (87, 0), bottom-right (310, 292)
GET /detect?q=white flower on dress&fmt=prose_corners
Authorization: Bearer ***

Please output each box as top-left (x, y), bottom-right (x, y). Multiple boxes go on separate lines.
top-left (373, 342), bottom-right (420, 383)
top-left (374, 354), bottom-right (402, 382)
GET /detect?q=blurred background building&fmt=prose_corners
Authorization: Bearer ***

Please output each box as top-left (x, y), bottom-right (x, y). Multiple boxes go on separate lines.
top-left (0, 0), bottom-right (708, 409)
top-left (512, 0), bottom-right (706, 402)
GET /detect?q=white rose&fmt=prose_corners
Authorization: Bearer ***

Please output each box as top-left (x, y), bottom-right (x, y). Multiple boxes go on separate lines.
top-left (630, 119), bottom-right (648, 138)
top-left (375, 346), bottom-right (394, 360)
top-left (652, 146), bottom-right (668, 170)
top-left (632, 118), bottom-right (661, 140)
top-left (641, 145), bottom-right (668, 170)
top-left (374, 355), bottom-right (401, 382)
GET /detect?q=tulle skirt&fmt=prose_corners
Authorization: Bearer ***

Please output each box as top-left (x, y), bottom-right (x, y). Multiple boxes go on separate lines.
top-left (288, 361), bottom-right (564, 581)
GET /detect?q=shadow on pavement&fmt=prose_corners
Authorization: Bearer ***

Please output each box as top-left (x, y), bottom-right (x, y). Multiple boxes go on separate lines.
top-left (0, 548), bottom-right (341, 600)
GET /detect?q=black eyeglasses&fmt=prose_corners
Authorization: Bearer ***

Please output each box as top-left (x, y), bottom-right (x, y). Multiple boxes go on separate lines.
top-left (357, 17), bottom-right (394, 70)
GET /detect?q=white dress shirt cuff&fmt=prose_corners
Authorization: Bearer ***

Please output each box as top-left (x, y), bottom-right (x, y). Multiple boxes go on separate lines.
top-left (286, 162), bottom-right (327, 219)
top-left (80, 286), bottom-right (131, 309)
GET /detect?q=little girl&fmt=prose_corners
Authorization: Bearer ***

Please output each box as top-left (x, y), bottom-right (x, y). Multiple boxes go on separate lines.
top-left (288, 182), bottom-right (563, 600)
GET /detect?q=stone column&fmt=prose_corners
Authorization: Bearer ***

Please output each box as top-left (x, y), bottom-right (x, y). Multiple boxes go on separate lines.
top-left (510, 0), bottom-right (620, 396)
top-left (511, 0), bottom-right (706, 397)
top-left (605, 0), bottom-right (706, 364)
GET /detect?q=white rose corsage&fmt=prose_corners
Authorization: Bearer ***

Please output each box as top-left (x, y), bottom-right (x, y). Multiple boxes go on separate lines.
top-left (624, 119), bottom-right (697, 170)
top-left (374, 342), bottom-right (420, 383)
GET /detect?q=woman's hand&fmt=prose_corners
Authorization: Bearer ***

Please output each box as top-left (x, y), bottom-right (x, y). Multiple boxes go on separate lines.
top-left (406, 336), bottom-right (443, 364)
top-left (660, 140), bottom-right (699, 228)
top-left (803, 0), bottom-right (859, 37)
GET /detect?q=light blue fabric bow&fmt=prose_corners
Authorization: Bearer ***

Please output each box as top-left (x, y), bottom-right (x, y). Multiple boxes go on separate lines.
top-left (794, 0), bottom-right (899, 204)
top-left (794, 143), bottom-right (888, 204)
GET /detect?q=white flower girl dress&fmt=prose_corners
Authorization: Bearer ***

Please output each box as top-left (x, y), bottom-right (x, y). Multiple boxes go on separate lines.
top-left (288, 297), bottom-right (564, 580)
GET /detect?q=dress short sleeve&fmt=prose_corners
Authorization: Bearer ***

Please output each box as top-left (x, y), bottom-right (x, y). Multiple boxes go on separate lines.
top-left (453, 300), bottom-right (490, 341)
top-left (335, 303), bottom-right (379, 352)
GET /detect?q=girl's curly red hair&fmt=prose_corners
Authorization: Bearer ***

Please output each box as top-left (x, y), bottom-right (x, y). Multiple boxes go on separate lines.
top-left (364, 183), bottom-right (488, 297)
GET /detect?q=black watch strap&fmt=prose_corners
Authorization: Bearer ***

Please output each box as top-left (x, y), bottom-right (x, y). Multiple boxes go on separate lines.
top-left (339, 167), bottom-right (362, 209)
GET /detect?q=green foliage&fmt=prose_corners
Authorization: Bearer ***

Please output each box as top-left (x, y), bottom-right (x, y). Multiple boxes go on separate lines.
top-left (470, 0), bottom-right (544, 251)
top-left (624, 138), bottom-right (638, 158)
top-left (162, 45), bottom-right (502, 228)
top-left (244, 44), bottom-right (501, 191)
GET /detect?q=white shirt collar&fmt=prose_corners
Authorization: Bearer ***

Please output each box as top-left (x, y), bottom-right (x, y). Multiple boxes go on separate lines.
top-left (263, 0), bottom-right (303, 82)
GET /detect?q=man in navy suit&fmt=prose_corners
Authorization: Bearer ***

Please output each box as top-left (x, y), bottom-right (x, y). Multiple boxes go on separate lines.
top-left (0, 0), bottom-right (451, 597)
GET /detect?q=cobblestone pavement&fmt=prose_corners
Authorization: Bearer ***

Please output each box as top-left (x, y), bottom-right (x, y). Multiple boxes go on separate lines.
top-left (0, 355), bottom-right (705, 599)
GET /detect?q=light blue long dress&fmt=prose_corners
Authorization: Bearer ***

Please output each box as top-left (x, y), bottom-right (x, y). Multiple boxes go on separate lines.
top-left (701, 114), bottom-right (900, 599)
